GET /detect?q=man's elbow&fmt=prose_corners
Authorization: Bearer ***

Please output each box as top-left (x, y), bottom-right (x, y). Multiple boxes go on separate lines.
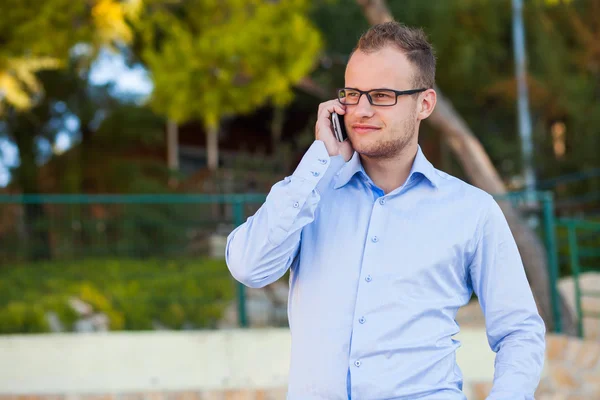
top-left (227, 263), bottom-right (271, 289)
top-left (225, 240), bottom-right (270, 289)
top-left (225, 256), bottom-right (263, 290)
top-left (491, 312), bottom-right (546, 353)
top-left (526, 312), bottom-right (547, 345)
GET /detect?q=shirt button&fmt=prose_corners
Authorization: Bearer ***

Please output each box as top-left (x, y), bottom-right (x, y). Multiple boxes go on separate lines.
top-left (365, 275), bottom-right (372, 282)
top-left (371, 236), bottom-right (378, 243)
top-left (354, 360), bottom-right (361, 367)
top-left (379, 198), bottom-right (385, 205)
top-left (359, 316), bottom-right (366, 324)
top-left (319, 158), bottom-right (328, 165)
top-left (293, 202), bottom-right (299, 208)
top-left (311, 171), bottom-right (320, 177)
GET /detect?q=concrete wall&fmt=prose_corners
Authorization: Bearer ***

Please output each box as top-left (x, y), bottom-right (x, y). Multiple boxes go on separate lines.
top-left (0, 328), bottom-right (494, 398)
top-left (1, 328), bottom-right (598, 399)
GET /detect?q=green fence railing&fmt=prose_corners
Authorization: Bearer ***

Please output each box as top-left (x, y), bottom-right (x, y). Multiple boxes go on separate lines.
top-left (0, 193), bottom-right (266, 261)
top-left (555, 218), bottom-right (600, 338)
top-left (537, 167), bottom-right (600, 216)
top-left (1, 191), bottom-right (597, 334)
top-left (494, 190), bottom-right (563, 333)
top-left (0, 194), bottom-right (267, 331)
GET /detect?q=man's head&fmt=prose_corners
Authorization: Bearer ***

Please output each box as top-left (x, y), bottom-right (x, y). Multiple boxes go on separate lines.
top-left (343, 21), bottom-right (437, 160)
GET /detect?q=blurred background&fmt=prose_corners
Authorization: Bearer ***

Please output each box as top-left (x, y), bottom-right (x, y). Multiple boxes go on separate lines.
top-left (0, 0), bottom-right (599, 399)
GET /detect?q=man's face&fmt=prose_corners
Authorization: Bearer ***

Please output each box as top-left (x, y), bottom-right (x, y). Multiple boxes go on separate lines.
top-left (344, 46), bottom-right (422, 160)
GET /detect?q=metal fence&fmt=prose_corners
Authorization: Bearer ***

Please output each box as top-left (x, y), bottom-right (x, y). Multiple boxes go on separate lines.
top-left (0, 194), bottom-right (266, 262)
top-left (0, 191), bottom-right (597, 334)
top-left (0, 194), bottom-right (266, 332)
top-left (555, 218), bottom-right (600, 338)
top-left (495, 191), bottom-right (563, 332)
top-left (538, 167), bottom-right (600, 217)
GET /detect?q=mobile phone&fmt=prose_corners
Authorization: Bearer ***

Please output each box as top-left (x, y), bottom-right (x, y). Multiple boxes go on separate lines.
top-left (331, 112), bottom-right (348, 142)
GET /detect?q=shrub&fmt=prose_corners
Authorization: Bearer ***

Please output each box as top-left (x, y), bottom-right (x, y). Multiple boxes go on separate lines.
top-left (0, 258), bottom-right (235, 334)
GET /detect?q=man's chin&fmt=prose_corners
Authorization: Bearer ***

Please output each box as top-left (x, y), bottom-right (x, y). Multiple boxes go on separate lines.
top-left (353, 141), bottom-right (409, 160)
top-left (354, 146), bottom-right (385, 159)
top-left (352, 139), bottom-right (381, 157)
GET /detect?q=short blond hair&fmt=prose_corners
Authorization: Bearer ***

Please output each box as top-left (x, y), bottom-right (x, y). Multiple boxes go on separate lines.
top-left (352, 21), bottom-right (436, 89)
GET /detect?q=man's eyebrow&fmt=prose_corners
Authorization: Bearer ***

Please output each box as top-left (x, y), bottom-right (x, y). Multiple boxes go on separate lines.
top-left (344, 87), bottom-right (395, 90)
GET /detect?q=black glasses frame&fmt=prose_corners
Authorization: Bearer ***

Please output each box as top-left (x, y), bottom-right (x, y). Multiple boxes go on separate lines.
top-left (337, 87), bottom-right (427, 106)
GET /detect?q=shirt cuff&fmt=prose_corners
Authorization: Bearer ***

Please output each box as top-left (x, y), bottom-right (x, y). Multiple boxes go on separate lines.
top-left (271, 140), bottom-right (345, 235)
top-left (291, 140), bottom-right (339, 183)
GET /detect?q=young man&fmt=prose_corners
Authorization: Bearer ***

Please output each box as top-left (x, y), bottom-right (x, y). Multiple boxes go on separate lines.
top-left (226, 21), bottom-right (545, 400)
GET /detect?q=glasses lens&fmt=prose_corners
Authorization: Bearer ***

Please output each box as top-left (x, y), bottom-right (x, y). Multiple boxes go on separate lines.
top-left (339, 89), bottom-right (361, 105)
top-left (369, 90), bottom-right (396, 106)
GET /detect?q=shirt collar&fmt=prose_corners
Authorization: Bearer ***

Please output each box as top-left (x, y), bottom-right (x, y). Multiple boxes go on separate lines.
top-left (333, 145), bottom-right (440, 190)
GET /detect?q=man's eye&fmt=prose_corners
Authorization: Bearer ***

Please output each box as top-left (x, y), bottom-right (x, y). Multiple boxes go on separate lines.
top-left (372, 92), bottom-right (393, 98)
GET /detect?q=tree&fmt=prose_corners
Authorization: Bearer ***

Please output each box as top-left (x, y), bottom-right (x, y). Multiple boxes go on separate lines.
top-left (133, 0), bottom-right (323, 171)
top-left (0, 0), bottom-right (143, 194)
top-left (0, 0), bottom-right (141, 115)
top-left (0, 0), bottom-right (142, 260)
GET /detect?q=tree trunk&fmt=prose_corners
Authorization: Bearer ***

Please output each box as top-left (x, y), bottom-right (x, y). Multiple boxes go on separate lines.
top-left (205, 122), bottom-right (221, 218)
top-left (80, 124), bottom-right (95, 193)
top-left (167, 119), bottom-right (179, 188)
top-left (354, 0), bottom-right (576, 334)
top-left (270, 106), bottom-right (285, 151)
top-left (206, 123), bottom-right (219, 171)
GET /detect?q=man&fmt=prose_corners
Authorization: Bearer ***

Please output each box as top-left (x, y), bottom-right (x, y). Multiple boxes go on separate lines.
top-left (226, 21), bottom-right (545, 400)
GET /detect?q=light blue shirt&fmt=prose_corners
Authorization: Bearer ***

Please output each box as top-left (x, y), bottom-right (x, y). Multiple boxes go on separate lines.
top-left (226, 140), bottom-right (546, 400)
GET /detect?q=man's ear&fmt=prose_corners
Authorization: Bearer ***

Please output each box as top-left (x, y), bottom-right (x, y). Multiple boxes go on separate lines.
top-left (417, 88), bottom-right (437, 121)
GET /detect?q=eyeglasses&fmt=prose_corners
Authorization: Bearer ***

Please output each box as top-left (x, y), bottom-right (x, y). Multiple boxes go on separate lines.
top-left (337, 87), bottom-right (427, 106)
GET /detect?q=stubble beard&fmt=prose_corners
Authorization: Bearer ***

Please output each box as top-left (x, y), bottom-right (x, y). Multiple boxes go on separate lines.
top-left (351, 115), bottom-right (417, 160)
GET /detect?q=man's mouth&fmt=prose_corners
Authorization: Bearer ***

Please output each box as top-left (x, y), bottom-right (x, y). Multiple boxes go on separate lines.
top-left (352, 124), bottom-right (381, 134)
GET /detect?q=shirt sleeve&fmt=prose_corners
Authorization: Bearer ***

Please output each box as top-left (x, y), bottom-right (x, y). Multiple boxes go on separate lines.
top-left (468, 196), bottom-right (546, 399)
top-left (225, 140), bottom-right (346, 288)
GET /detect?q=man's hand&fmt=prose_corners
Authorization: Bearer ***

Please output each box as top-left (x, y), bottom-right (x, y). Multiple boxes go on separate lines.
top-left (315, 99), bottom-right (354, 162)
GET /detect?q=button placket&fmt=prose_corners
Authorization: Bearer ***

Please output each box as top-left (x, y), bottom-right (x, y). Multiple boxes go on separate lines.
top-left (351, 199), bottom-right (381, 374)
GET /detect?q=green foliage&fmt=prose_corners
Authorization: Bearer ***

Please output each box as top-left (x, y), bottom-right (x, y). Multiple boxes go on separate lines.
top-left (0, 0), bottom-right (139, 113)
top-left (135, 0), bottom-right (323, 127)
top-left (0, 302), bottom-right (49, 333)
top-left (3, 62), bottom-right (170, 195)
top-left (0, 258), bottom-right (235, 333)
top-left (0, 0), bottom-right (91, 62)
top-left (526, 1), bottom-right (600, 174)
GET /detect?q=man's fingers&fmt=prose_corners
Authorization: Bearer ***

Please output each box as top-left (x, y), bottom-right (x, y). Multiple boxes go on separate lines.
top-left (315, 99), bottom-right (349, 158)
top-left (318, 101), bottom-right (346, 120)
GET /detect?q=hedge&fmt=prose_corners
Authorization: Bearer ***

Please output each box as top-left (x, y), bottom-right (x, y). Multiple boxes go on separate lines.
top-left (0, 258), bottom-right (235, 334)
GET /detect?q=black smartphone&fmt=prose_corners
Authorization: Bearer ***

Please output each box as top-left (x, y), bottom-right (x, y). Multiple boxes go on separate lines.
top-left (331, 112), bottom-right (348, 142)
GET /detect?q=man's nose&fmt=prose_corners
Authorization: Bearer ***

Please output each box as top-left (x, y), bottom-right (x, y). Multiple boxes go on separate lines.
top-left (354, 93), bottom-right (375, 118)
